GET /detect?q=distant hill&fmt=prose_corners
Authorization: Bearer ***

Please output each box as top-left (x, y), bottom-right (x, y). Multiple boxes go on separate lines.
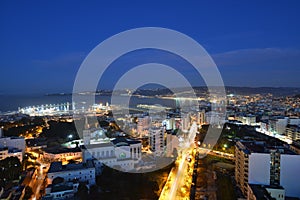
top-left (46, 86), bottom-right (300, 97)
top-left (132, 86), bottom-right (300, 97)
top-left (224, 86), bottom-right (300, 96)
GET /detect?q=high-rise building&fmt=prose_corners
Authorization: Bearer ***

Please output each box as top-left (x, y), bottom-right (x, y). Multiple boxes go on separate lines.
top-left (197, 110), bottom-right (205, 125)
top-left (235, 140), bottom-right (300, 198)
top-left (285, 125), bottom-right (300, 141)
top-left (181, 113), bottom-right (190, 132)
top-left (165, 130), bottom-right (179, 157)
top-left (149, 127), bottom-right (165, 154)
top-left (137, 116), bottom-right (151, 137)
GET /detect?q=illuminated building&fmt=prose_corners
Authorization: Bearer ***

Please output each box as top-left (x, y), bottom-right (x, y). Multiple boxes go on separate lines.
top-left (165, 130), bottom-right (179, 157)
top-left (0, 136), bottom-right (25, 162)
top-left (181, 113), bottom-right (190, 132)
top-left (236, 114), bottom-right (256, 126)
top-left (82, 126), bottom-right (142, 171)
top-left (149, 126), bottom-right (165, 154)
top-left (197, 110), bottom-right (206, 125)
top-left (42, 147), bottom-right (82, 163)
top-left (0, 136), bottom-right (25, 153)
top-left (285, 125), bottom-right (300, 141)
top-left (163, 117), bottom-right (176, 131)
top-left (137, 116), bottom-right (150, 137)
top-left (0, 147), bottom-right (23, 162)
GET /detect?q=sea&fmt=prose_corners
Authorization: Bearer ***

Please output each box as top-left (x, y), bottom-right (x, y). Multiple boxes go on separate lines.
top-left (0, 94), bottom-right (176, 113)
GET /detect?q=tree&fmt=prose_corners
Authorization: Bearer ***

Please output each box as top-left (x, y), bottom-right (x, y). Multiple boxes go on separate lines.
top-left (0, 156), bottom-right (22, 182)
top-left (76, 183), bottom-right (89, 200)
top-left (89, 185), bottom-right (99, 198)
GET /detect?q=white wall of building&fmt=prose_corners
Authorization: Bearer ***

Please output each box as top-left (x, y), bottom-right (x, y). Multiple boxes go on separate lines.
top-left (289, 118), bottom-right (300, 126)
top-left (47, 167), bottom-right (95, 186)
top-left (0, 137), bottom-right (25, 153)
top-left (280, 154), bottom-right (300, 198)
top-left (265, 187), bottom-right (285, 200)
top-left (149, 127), bottom-right (164, 154)
top-left (248, 153), bottom-right (270, 185)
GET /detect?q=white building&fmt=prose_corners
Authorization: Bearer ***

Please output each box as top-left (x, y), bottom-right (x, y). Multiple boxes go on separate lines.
top-left (235, 141), bottom-right (300, 198)
top-left (82, 135), bottom-right (142, 172)
top-left (181, 114), bottom-right (190, 132)
top-left (0, 136), bottom-right (25, 162)
top-left (42, 147), bottom-right (82, 163)
top-left (0, 136), bottom-right (25, 153)
top-left (247, 184), bottom-right (285, 200)
top-left (269, 117), bottom-right (289, 135)
top-left (165, 130), bottom-right (179, 157)
top-left (205, 111), bottom-right (225, 125)
top-left (43, 182), bottom-right (79, 200)
top-left (285, 125), bottom-right (300, 142)
top-left (236, 115), bottom-right (256, 126)
top-left (163, 117), bottom-right (176, 131)
top-left (47, 161), bottom-right (95, 186)
top-left (149, 127), bottom-right (165, 154)
top-left (288, 117), bottom-right (300, 126)
top-left (137, 116), bottom-right (151, 137)
top-left (197, 110), bottom-right (206, 125)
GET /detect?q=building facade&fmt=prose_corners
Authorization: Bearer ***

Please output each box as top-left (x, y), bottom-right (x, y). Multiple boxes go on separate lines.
top-left (47, 161), bottom-right (95, 186)
top-left (0, 147), bottom-right (23, 162)
top-left (149, 127), bottom-right (164, 154)
top-left (235, 140), bottom-right (300, 199)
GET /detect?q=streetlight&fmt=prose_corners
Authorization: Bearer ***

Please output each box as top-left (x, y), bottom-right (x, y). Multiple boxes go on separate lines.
top-left (68, 134), bottom-right (73, 140)
top-left (222, 144), bottom-right (228, 151)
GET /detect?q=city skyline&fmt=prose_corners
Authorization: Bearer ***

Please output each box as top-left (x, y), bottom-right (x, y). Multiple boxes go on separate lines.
top-left (1, 2), bottom-right (300, 200)
top-left (1, 1), bottom-right (300, 94)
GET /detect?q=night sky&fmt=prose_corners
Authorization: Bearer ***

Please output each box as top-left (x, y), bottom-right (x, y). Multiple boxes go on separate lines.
top-left (1, 1), bottom-right (300, 94)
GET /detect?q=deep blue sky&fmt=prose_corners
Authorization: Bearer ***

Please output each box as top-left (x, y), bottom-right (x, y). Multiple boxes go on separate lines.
top-left (1, 1), bottom-right (300, 94)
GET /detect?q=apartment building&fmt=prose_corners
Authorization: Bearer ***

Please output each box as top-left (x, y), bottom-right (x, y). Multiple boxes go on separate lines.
top-left (235, 140), bottom-right (300, 199)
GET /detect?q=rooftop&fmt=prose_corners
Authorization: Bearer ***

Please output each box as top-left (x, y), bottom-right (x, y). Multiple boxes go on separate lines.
top-left (48, 161), bottom-right (94, 173)
top-left (43, 147), bottom-right (81, 154)
top-left (25, 138), bottom-right (47, 147)
top-left (111, 137), bottom-right (141, 146)
top-left (0, 147), bottom-right (22, 153)
top-left (239, 140), bottom-right (296, 155)
top-left (83, 142), bottom-right (114, 149)
top-left (248, 184), bottom-right (277, 200)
